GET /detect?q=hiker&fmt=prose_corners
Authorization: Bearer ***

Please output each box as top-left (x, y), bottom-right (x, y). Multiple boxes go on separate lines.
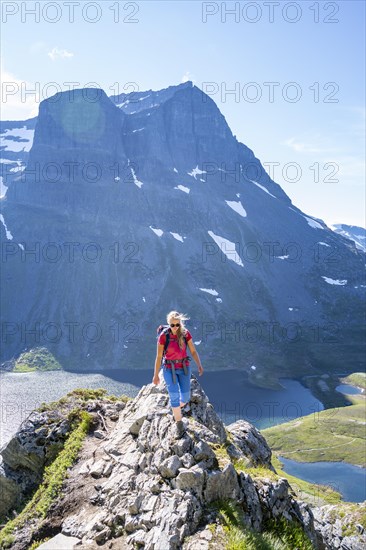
top-left (152, 310), bottom-right (204, 436)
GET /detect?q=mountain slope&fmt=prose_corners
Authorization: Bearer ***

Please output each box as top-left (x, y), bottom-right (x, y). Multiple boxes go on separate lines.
top-left (1, 82), bottom-right (365, 378)
top-left (331, 224), bottom-right (366, 253)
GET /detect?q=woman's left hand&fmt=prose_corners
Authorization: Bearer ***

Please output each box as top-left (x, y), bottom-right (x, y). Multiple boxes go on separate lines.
top-left (198, 365), bottom-right (204, 376)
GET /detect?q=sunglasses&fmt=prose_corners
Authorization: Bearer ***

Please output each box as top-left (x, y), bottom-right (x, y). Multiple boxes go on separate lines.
top-left (170, 323), bottom-right (180, 327)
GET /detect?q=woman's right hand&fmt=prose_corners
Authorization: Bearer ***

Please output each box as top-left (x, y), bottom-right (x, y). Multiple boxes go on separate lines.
top-left (198, 365), bottom-right (204, 376)
top-left (152, 374), bottom-right (160, 385)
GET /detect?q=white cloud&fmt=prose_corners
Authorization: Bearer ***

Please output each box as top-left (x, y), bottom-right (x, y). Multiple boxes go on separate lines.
top-left (0, 59), bottom-right (39, 119)
top-left (283, 137), bottom-right (340, 154)
top-left (47, 47), bottom-right (74, 61)
top-left (181, 71), bottom-right (195, 84)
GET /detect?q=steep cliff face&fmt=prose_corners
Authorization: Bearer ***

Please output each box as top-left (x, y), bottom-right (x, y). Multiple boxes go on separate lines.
top-left (1, 82), bottom-right (365, 375)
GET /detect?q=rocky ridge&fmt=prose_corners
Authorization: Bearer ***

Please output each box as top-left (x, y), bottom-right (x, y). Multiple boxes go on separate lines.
top-left (0, 376), bottom-right (365, 549)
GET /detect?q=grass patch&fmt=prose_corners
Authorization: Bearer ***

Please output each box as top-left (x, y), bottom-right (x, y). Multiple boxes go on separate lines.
top-left (208, 499), bottom-right (313, 549)
top-left (28, 538), bottom-right (50, 549)
top-left (0, 409), bottom-right (91, 548)
top-left (36, 388), bottom-right (131, 412)
top-left (13, 347), bottom-right (62, 372)
top-left (262, 394), bottom-right (366, 467)
top-left (233, 460), bottom-right (278, 482)
top-left (209, 443), bottom-right (232, 469)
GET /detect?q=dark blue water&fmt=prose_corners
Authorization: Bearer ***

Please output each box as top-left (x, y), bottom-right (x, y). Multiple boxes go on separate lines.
top-left (278, 456), bottom-right (366, 503)
top-left (0, 369), bottom-right (323, 447)
top-left (197, 371), bottom-right (324, 429)
top-left (336, 384), bottom-right (363, 395)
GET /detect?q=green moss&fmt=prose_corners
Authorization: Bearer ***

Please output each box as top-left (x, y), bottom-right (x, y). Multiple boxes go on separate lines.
top-left (13, 347), bottom-right (62, 372)
top-left (0, 409), bottom-right (91, 548)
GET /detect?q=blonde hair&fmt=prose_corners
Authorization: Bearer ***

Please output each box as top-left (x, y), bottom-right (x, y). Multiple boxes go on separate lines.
top-left (166, 310), bottom-right (190, 350)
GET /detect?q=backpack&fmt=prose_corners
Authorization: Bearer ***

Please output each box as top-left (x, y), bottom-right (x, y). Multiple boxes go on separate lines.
top-left (157, 324), bottom-right (188, 361)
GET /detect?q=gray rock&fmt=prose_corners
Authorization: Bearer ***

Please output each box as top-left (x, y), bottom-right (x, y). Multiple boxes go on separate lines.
top-left (192, 440), bottom-right (217, 463)
top-left (312, 504), bottom-right (366, 550)
top-left (175, 465), bottom-right (206, 498)
top-left (180, 452), bottom-right (195, 469)
top-left (89, 459), bottom-right (108, 478)
top-left (0, 409), bottom-right (71, 519)
top-left (158, 455), bottom-right (182, 478)
top-left (226, 419), bottom-right (273, 468)
top-left (37, 533), bottom-right (82, 549)
top-left (204, 462), bottom-right (241, 503)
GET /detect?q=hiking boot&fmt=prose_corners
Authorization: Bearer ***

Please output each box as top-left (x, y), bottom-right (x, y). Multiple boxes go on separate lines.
top-left (174, 420), bottom-right (186, 439)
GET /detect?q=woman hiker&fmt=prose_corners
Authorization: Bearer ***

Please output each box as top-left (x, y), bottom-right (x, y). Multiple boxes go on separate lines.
top-left (152, 310), bottom-right (204, 437)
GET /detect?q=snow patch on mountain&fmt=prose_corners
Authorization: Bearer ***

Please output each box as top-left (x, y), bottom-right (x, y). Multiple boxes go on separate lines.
top-left (0, 214), bottom-right (14, 240)
top-left (0, 127), bottom-right (34, 152)
top-left (170, 232), bottom-right (185, 242)
top-left (188, 166), bottom-right (207, 180)
top-left (225, 200), bottom-right (247, 217)
top-left (207, 230), bottom-right (244, 267)
top-left (174, 185), bottom-right (190, 194)
top-left (150, 226), bottom-right (163, 237)
top-left (199, 288), bottom-right (218, 296)
top-left (321, 276), bottom-right (347, 286)
top-left (304, 216), bottom-right (324, 230)
top-left (249, 179), bottom-right (277, 198)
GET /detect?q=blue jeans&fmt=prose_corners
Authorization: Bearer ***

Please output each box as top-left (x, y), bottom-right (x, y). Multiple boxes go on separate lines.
top-left (163, 365), bottom-right (192, 408)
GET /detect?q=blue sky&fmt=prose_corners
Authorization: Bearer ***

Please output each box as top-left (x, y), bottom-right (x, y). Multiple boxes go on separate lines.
top-left (1, 0), bottom-right (365, 228)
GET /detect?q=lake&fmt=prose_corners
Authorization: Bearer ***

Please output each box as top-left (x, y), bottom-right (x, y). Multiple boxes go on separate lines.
top-left (278, 455), bottom-right (366, 503)
top-left (0, 369), bottom-right (324, 448)
top-left (336, 383), bottom-right (363, 395)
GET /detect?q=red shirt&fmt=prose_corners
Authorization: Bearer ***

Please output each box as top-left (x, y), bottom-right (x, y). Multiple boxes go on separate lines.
top-left (159, 329), bottom-right (192, 367)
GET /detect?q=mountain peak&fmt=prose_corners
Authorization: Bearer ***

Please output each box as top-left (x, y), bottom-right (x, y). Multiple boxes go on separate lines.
top-left (109, 80), bottom-right (194, 114)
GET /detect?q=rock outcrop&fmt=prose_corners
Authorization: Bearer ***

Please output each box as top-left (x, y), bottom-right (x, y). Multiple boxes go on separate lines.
top-left (0, 376), bottom-right (364, 549)
top-left (312, 503), bottom-right (366, 550)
